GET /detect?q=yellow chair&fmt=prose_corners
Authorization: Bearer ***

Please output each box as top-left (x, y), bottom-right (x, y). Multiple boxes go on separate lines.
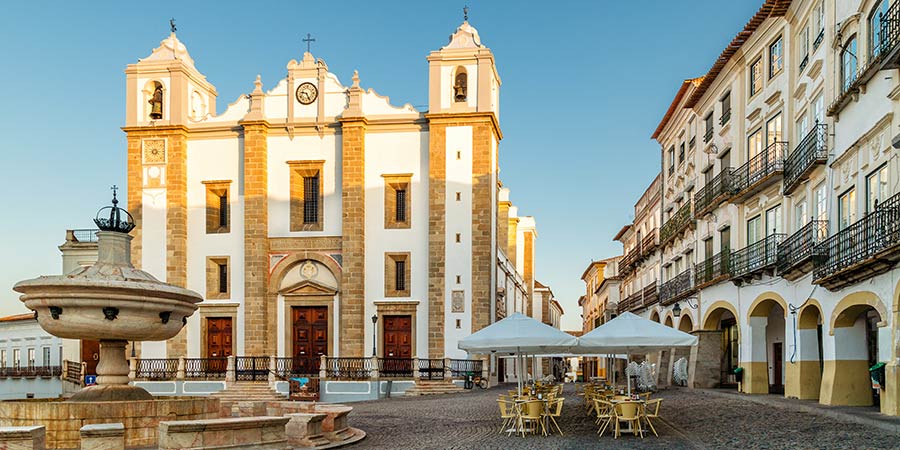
top-left (520, 400), bottom-right (546, 437)
top-left (613, 401), bottom-right (643, 439)
top-left (496, 399), bottom-right (518, 435)
top-left (642, 398), bottom-right (661, 437)
top-left (594, 399), bottom-right (615, 437)
top-left (544, 398), bottom-right (564, 435)
top-left (639, 392), bottom-right (651, 402)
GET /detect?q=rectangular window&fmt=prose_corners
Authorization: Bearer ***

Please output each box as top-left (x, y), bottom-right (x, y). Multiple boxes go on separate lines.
top-left (769, 36), bottom-right (784, 77)
top-left (289, 160), bottom-right (325, 231)
top-left (813, 95), bottom-right (825, 124)
top-left (795, 199), bottom-right (808, 231)
top-left (813, 2), bottom-right (825, 48)
top-left (667, 147), bottom-right (675, 174)
top-left (12, 349), bottom-right (20, 368)
top-left (720, 148), bottom-right (731, 169)
top-left (814, 183), bottom-right (827, 221)
top-left (839, 188), bottom-right (857, 230)
top-left (206, 256), bottom-right (230, 299)
top-left (870, 0), bottom-right (889, 58)
top-left (720, 92), bottom-right (731, 125)
top-left (704, 113), bottom-right (714, 142)
top-left (766, 205), bottom-right (782, 235)
top-left (384, 174), bottom-right (412, 229)
top-left (766, 113), bottom-right (783, 145)
top-left (750, 57), bottom-right (763, 96)
top-left (703, 166), bottom-right (713, 186)
top-left (204, 181), bottom-right (231, 234)
top-left (747, 215), bottom-right (762, 244)
top-left (0, 349), bottom-right (5, 368)
top-left (720, 227), bottom-right (731, 253)
top-left (42, 347), bottom-right (50, 367)
top-left (866, 164), bottom-right (889, 213)
top-left (797, 114), bottom-right (810, 144)
top-left (842, 37), bottom-right (858, 92)
top-left (678, 142), bottom-right (685, 164)
top-left (800, 25), bottom-right (810, 61)
top-left (385, 253), bottom-right (410, 297)
top-left (748, 128), bottom-right (763, 160)
top-left (704, 237), bottom-right (714, 259)
top-left (27, 348), bottom-right (35, 367)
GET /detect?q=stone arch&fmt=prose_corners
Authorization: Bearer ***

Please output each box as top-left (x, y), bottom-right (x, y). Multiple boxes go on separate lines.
top-left (649, 309), bottom-right (660, 323)
top-left (268, 251), bottom-right (343, 294)
top-left (664, 313), bottom-right (674, 328)
top-left (829, 291), bottom-right (888, 333)
top-left (747, 291), bottom-right (789, 323)
top-left (702, 301), bottom-right (739, 331)
top-left (678, 313), bottom-right (694, 332)
top-left (798, 300), bottom-right (824, 330)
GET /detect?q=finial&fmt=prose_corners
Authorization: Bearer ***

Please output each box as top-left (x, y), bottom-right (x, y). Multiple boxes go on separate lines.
top-left (254, 74), bottom-right (262, 92)
top-left (352, 70), bottom-right (360, 88)
top-left (463, 5), bottom-right (469, 21)
top-left (303, 33), bottom-right (316, 54)
top-left (169, 18), bottom-right (176, 33)
top-left (94, 185), bottom-right (135, 233)
top-left (111, 185), bottom-right (119, 205)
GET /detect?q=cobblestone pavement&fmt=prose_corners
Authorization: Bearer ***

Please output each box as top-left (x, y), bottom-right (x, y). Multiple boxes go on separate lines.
top-left (348, 384), bottom-right (900, 449)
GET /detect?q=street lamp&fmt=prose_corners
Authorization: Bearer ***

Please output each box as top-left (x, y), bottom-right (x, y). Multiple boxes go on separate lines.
top-left (673, 298), bottom-right (699, 317)
top-left (371, 314), bottom-right (378, 357)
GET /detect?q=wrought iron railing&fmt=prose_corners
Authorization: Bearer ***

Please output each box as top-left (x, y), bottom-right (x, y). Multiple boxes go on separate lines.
top-left (184, 357), bottom-right (228, 379)
top-left (64, 360), bottom-right (83, 384)
top-left (0, 365), bottom-right (61, 378)
top-left (418, 358), bottom-right (445, 380)
top-left (235, 356), bottom-right (269, 381)
top-left (784, 124), bottom-right (828, 194)
top-left (695, 250), bottom-right (732, 287)
top-left (732, 142), bottom-right (786, 198)
top-left (799, 54), bottom-right (809, 73)
top-left (324, 357), bottom-right (374, 380)
top-left (689, 136), bottom-right (696, 149)
top-left (72, 229), bottom-right (100, 243)
top-left (378, 357), bottom-right (414, 378)
top-left (642, 281), bottom-right (659, 306)
top-left (814, 193), bottom-right (900, 281)
top-left (813, 28), bottom-right (824, 50)
top-left (135, 358), bottom-right (178, 380)
top-left (731, 233), bottom-right (786, 279)
top-left (450, 359), bottom-right (484, 378)
top-left (777, 220), bottom-right (828, 274)
top-left (704, 127), bottom-right (713, 143)
top-left (660, 202), bottom-right (693, 245)
top-left (882, 0), bottom-right (900, 58)
top-left (694, 169), bottom-right (737, 217)
top-left (274, 356), bottom-right (320, 378)
top-left (660, 270), bottom-right (693, 305)
top-left (719, 109), bottom-right (731, 126)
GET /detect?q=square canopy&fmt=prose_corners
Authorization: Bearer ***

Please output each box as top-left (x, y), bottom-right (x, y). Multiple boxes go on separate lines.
top-left (575, 311), bottom-right (698, 354)
top-left (458, 312), bottom-right (579, 355)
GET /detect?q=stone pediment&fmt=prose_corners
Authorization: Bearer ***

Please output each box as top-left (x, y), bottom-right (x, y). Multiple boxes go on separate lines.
top-left (280, 279), bottom-right (337, 296)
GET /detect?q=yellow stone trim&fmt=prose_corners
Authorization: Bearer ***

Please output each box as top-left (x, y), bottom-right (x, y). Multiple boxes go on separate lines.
top-left (828, 291), bottom-right (888, 333)
top-left (797, 299), bottom-right (824, 329)
top-left (702, 301), bottom-right (739, 331)
top-left (746, 291), bottom-right (789, 323)
top-left (677, 312), bottom-right (695, 332)
top-left (820, 359), bottom-right (876, 406)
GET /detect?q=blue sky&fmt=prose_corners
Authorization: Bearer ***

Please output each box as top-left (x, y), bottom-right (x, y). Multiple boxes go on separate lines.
top-left (0, 1), bottom-right (761, 329)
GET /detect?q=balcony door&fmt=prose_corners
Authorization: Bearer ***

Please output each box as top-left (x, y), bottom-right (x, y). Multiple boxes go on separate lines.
top-left (747, 216), bottom-right (762, 244)
top-left (839, 188), bottom-right (857, 231)
top-left (766, 205), bottom-right (782, 236)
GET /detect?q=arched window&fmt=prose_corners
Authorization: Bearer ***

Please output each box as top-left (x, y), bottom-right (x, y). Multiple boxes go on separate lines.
top-left (869, 0), bottom-right (890, 59)
top-left (841, 35), bottom-right (858, 92)
top-left (453, 67), bottom-right (467, 103)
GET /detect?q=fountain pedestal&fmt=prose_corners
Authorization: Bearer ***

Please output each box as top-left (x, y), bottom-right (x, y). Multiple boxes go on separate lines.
top-left (71, 339), bottom-right (152, 402)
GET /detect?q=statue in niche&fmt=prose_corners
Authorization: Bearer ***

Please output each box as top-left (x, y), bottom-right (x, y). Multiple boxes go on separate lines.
top-left (454, 72), bottom-right (467, 103)
top-left (149, 86), bottom-right (163, 119)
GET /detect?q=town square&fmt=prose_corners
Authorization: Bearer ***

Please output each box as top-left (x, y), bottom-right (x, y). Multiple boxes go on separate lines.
top-left (2, 0), bottom-right (900, 448)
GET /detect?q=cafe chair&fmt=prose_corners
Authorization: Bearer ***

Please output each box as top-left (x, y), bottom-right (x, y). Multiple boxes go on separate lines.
top-left (496, 399), bottom-right (518, 435)
top-left (642, 398), bottom-right (662, 437)
top-left (614, 401), bottom-right (644, 439)
top-left (520, 399), bottom-right (546, 437)
top-left (639, 392), bottom-right (651, 402)
top-left (594, 399), bottom-right (615, 437)
top-left (544, 398), bottom-right (565, 435)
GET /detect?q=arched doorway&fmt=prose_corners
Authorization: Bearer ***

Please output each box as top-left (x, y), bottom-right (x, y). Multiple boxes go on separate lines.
top-left (746, 295), bottom-right (787, 394)
top-left (792, 302), bottom-right (824, 400)
top-left (822, 292), bottom-right (888, 407)
top-left (649, 309), bottom-right (660, 323)
top-left (702, 302), bottom-right (739, 388)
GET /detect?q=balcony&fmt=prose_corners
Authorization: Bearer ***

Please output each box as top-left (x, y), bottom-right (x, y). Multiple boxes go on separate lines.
top-left (777, 220), bottom-right (828, 280)
top-left (813, 193), bottom-right (900, 290)
top-left (617, 291), bottom-right (643, 314)
top-left (695, 250), bottom-right (732, 289)
top-left (731, 233), bottom-right (786, 284)
top-left (641, 228), bottom-right (659, 256)
top-left (784, 125), bottom-right (828, 195)
top-left (660, 202), bottom-right (694, 246)
top-left (694, 169), bottom-right (737, 218)
top-left (660, 270), bottom-right (694, 306)
top-left (642, 281), bottom-right (659, 307)
top-left (731, 142), bottom-right (786, 202)
top-left (620, 247), bottom-right (641, 275)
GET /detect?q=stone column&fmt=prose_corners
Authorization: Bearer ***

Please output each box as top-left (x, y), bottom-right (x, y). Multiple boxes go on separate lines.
top-left (369, 356), bottom-right (379, 379)
top-left (225, 355), bottom-right (236, 384)
top-left (443, 357), bottom-right (453, 381)
top-left (319, 355), bottom-right (328, 379)
top-left (128, 357), bottom-right (136, 380)
top-left (339, 117), bottom-right (367, 357)
top-left (268, 356), bottom-right (277, 385)
top-left (412, 357), bottom-right (420, 380)
top-left (176, 357), bottom-right (186, 380)
top-left (470, 120), bottom-right (495, 334)
top-left (427, 122), bottom-right (447, 359)
top-left (241, 119), bottom-right (270, 356)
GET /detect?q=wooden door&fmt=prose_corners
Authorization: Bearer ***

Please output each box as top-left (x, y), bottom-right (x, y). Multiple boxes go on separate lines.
top-left (292, 306), bottom-right (328, 374)
top-left (382, 315), bottom-right (412, 358)
top-left (81, 340), bottom-right (100, 376)
top-left (771, 342), bottom-right (784, 394)
top-left (206, 317), bottom-right (233, 358)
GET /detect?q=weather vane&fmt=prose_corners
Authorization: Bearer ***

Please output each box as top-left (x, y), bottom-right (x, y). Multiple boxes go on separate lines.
top-left (303, 33), bottom-right (316, 53)
top-left (170, 18), bottom-right (176, 33)
top-left (463, 5), bottom-right (469, 21)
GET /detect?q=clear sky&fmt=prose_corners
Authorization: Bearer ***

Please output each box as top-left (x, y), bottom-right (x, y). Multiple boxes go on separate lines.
top-left (0, 1), bottom-right (761, 329)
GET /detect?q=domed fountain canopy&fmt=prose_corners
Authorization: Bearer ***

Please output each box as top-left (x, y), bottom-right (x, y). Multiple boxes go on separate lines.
top-left (94, 186), bottom-right (135, 233)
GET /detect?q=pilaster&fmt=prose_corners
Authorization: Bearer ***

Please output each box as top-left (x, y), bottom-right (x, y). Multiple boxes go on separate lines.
top-left (470, 120), bottom-right (494, 334)
top-left (339, 117), bottom-right (367, 357)
top-left (241, 120), bottom-right (270, 355)
top-left (427, 122), bottom-right (447, 359)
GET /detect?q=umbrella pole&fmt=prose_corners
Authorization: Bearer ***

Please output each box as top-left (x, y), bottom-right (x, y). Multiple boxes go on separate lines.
top-left (517, 348), bottom-right (522, 396)
top-left (627, 355), bottom-right (631, 396)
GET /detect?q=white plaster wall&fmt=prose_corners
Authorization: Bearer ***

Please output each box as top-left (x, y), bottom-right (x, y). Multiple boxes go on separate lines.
top-left (444, 126), bottom-right (473, 358)
top-left (141, 188), bottom-right (168, 358)
top-left (440, 64), bottom-right (478, 110)
top-left (185, 138), bottom-right (246, 357)
top-left (0, 320), bottom-right (63, 399)
top-left (362, 130), bottom-right (430, 358)
top-left (267, 134), bottom-right (342, 237)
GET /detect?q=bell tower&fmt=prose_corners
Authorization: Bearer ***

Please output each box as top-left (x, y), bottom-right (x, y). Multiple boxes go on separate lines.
top-left (427, 20), bottom-right (501, 116)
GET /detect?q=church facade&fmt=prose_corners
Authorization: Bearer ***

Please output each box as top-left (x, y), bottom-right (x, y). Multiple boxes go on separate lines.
top-left (124, 20), bottom-right (537, 366)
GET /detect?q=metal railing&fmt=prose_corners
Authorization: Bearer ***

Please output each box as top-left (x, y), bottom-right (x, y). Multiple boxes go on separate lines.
top-left (799, 54), bottom-right (809, 73)
top-left (695, 250), bottom-right (732, 287)
top-left (694, 169), bottom-right (737, 217)
top-left (881, 0), bottom-right (900, 58)
top-left (417, 358), bottom-right (445, 380)
top-left (324, 357), bottom-right (374, 380)
top-left (274, 356), bottom-right (320, 378)
top-left (813, 28), bottom-right (824, 50)
top-left (660, 202), bottom-right (693, 245)
top-left (235, 356), bottom-right (269, 381)
top-left (784, 124), bottom-right (828, 194)
top-left (135, 358), bottom-right (178, 380)
top-left (184, 357), bottom-right (228, 379)
top-left (814, 193), bottom-right (900, 281)
top-left (777, 220), bottom-right (828, 274)
top-left (0, 365), bottom-right (61, 378)
top-left (660, 270), bottom-right (693, 305)
top-left (719, 109), bottom-right (731, 126)
top-left (704, 127), bottom-right (713, 143)
top-left (378, 357), bottom-right (414, 378)
top-left (71, 229), bottom-right (100, 243)
top-left (731, 233), bottom-right (786, 279)
top-left (732, 142), bottom-right (786, 198)
top-left (450, 359), bottom-right (483, 378)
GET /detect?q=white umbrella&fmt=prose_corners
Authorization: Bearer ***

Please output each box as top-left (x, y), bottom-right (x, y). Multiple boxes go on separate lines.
top-left (576, 312), bottom-right (698, 394)
top-left (459, 312), bottom-right (578, 394)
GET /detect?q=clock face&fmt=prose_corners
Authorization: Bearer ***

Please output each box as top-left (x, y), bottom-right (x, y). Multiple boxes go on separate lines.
top-left (296, 82), bottom-right (318, 105)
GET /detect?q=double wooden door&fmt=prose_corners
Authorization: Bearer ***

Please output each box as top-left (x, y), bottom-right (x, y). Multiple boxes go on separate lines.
top-left (206, 317), bottom-right (233, 358)
top-left (383, 315), bottom-right (412, 358)
top-left (292, 306), bottom-right (328, 374)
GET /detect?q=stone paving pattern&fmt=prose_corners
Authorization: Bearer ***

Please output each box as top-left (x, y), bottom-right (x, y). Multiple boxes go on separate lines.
top-left (350, 383), bottom-right (900, 449)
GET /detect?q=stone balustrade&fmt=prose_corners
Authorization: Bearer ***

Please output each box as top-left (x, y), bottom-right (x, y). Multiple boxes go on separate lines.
top-left (158, 416), bottom-right (290, 450)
